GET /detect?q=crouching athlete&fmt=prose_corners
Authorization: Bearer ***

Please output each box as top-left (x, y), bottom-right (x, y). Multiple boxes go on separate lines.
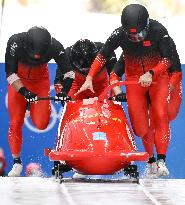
top-left (5, 26), bottom-right (74, 177)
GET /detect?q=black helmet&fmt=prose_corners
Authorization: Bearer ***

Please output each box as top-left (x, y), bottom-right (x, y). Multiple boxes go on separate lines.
top-left (70, 39), bottom-right (99, 74)
top-left (121, 4), bottom-right (149, 42)
top-left (26, 26), bottom-right (52, 59)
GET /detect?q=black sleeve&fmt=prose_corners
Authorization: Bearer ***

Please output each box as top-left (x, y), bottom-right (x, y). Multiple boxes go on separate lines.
top-left (99, 27), bottom-right (123, 60)
top-left (54, 46), bottom-right (72, 84)
top-left (54, 67), bottom-right (63, 84)
top-left (52, 39), bottom-right (74, 93)
top-left (105, 51), bottom-right (117, 75)
top-left (112, 52), bottom-right (125, 77)
top-left (5, 34), bottom-right (19, 78)
top-left (157, 26), bottom-right (180, 68)
top-left (167, 37), bottom-right (182, 73)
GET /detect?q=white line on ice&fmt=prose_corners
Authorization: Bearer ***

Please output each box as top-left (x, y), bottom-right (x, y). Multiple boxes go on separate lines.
top-left (139, 180), bottom-right (162, 205)
top-left (61, 183), bottom-right (77, 205)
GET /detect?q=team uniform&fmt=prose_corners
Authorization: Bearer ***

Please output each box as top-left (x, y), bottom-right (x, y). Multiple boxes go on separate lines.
top-left (89, 20), bottom-right (172, 154)
top-left (78, 4), bottom-right (175, 177)
top-left (5, 27), bottom-right (74, 177)
top-left (111, 36), bottom-right (182, 177)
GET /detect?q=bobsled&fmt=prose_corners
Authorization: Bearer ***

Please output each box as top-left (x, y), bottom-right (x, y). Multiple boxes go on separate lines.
top-left (45, 81), bottom-right (149, 182)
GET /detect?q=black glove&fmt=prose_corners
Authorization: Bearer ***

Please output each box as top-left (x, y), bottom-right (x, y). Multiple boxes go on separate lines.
top-left (54, 91), bottom-right (71, 104)
top-left (115, 92), bottom-right (127, 102)
top-left (18, 87), bottom-right (38, 103)
top-left (109, 92), bottom-right (127, 102)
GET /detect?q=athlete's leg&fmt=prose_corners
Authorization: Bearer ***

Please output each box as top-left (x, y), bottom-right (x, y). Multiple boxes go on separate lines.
top-left (150, 74), bottom-right (170, 156)
top-left (126, 83), bottom-right (149, 137)
top-left (28, 78), bottom-right (51, 130)
top-left (142, 110), bottom-right (158, 178)
top-left (8, 85), bottom-right (27, 156)
top-left (8, 85), bottom-right (26, 176)
top-left (168, 81), bottom-right (182, 121)
top-left (142, 120), bottom-right (155, 156)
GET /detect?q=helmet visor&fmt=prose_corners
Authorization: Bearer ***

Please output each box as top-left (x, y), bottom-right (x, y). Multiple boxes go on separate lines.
top-left (125, 18), bottom-right (150, 42)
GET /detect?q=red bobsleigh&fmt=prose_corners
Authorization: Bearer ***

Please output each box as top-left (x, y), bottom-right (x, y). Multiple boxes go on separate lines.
top-left (45, 81), bottom-right (149, 180)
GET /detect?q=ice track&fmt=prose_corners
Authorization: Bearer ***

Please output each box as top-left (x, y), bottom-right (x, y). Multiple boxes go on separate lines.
top-left (0, 177), bottom-right (185, 205)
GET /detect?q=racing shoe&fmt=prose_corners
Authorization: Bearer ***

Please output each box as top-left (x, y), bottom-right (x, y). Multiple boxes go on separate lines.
top-left (145, 162), bottom-right (158, 179)
top-left (8, 163), bottom-right (23, 177)
top-left (73, 172), bottom-right (87, 179)
top-left (157, 159), bottom-right (169, 177)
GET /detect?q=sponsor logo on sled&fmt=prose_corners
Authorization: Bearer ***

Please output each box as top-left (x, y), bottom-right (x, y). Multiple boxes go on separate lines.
top-left (93, 132), bottom-right (107, 140)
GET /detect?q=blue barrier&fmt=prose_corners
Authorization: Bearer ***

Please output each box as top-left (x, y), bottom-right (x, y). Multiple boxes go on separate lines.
top-left (0, 63), bottom-right (185, 178)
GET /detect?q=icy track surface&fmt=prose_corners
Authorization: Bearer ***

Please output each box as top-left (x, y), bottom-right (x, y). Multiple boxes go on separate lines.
top-left (0, 177), bottom-right (185, 205)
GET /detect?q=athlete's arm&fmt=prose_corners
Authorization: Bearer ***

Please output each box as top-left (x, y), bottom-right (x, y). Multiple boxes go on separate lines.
top-left (76, 28), bottom-right (123, 95)
top-left (149, 28), bottom-right (173, 77)
top-left (88, 27), bottom-right (123, 78)
top-left (110, 52), bottom-right (125, 95)
top-left (167, 37), bottom-right (182, 90)
top-left (52, 39), bottom-right (74, 94)
top-left (105, 51), bottom-right (117, 76)
top-left (5, 34), bottom-right (25, 91)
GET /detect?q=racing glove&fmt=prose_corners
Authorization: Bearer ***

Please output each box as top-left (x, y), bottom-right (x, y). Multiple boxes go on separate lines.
top-left (18, 87), bottom-right (38, 103)
top-left (110, 92), bottom-right (127, 102)
top-left (54, 91), bottom-right (71, 104)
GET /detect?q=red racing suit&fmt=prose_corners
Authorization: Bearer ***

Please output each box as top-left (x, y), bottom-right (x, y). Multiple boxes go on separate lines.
top-left (86, 20), bottom-right (176, 155)
top-left (8, 63), bottom-right (51, 155)
top-left (109, 35), bottom-right (181, 156)
top-left (5, 33), bottom-right (73, 155)
top-left (142, 72), bottom-right (182, 156)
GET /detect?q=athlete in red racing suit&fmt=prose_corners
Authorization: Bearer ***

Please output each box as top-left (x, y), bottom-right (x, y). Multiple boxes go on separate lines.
top-left (54, 39), bottom-right (117, 100)
top-left (76, 4), bottom-right (175, 177)
top-left (5, 26), bottom-right (74, 177)
top-left (110, 35), bottom-right (182, 178)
